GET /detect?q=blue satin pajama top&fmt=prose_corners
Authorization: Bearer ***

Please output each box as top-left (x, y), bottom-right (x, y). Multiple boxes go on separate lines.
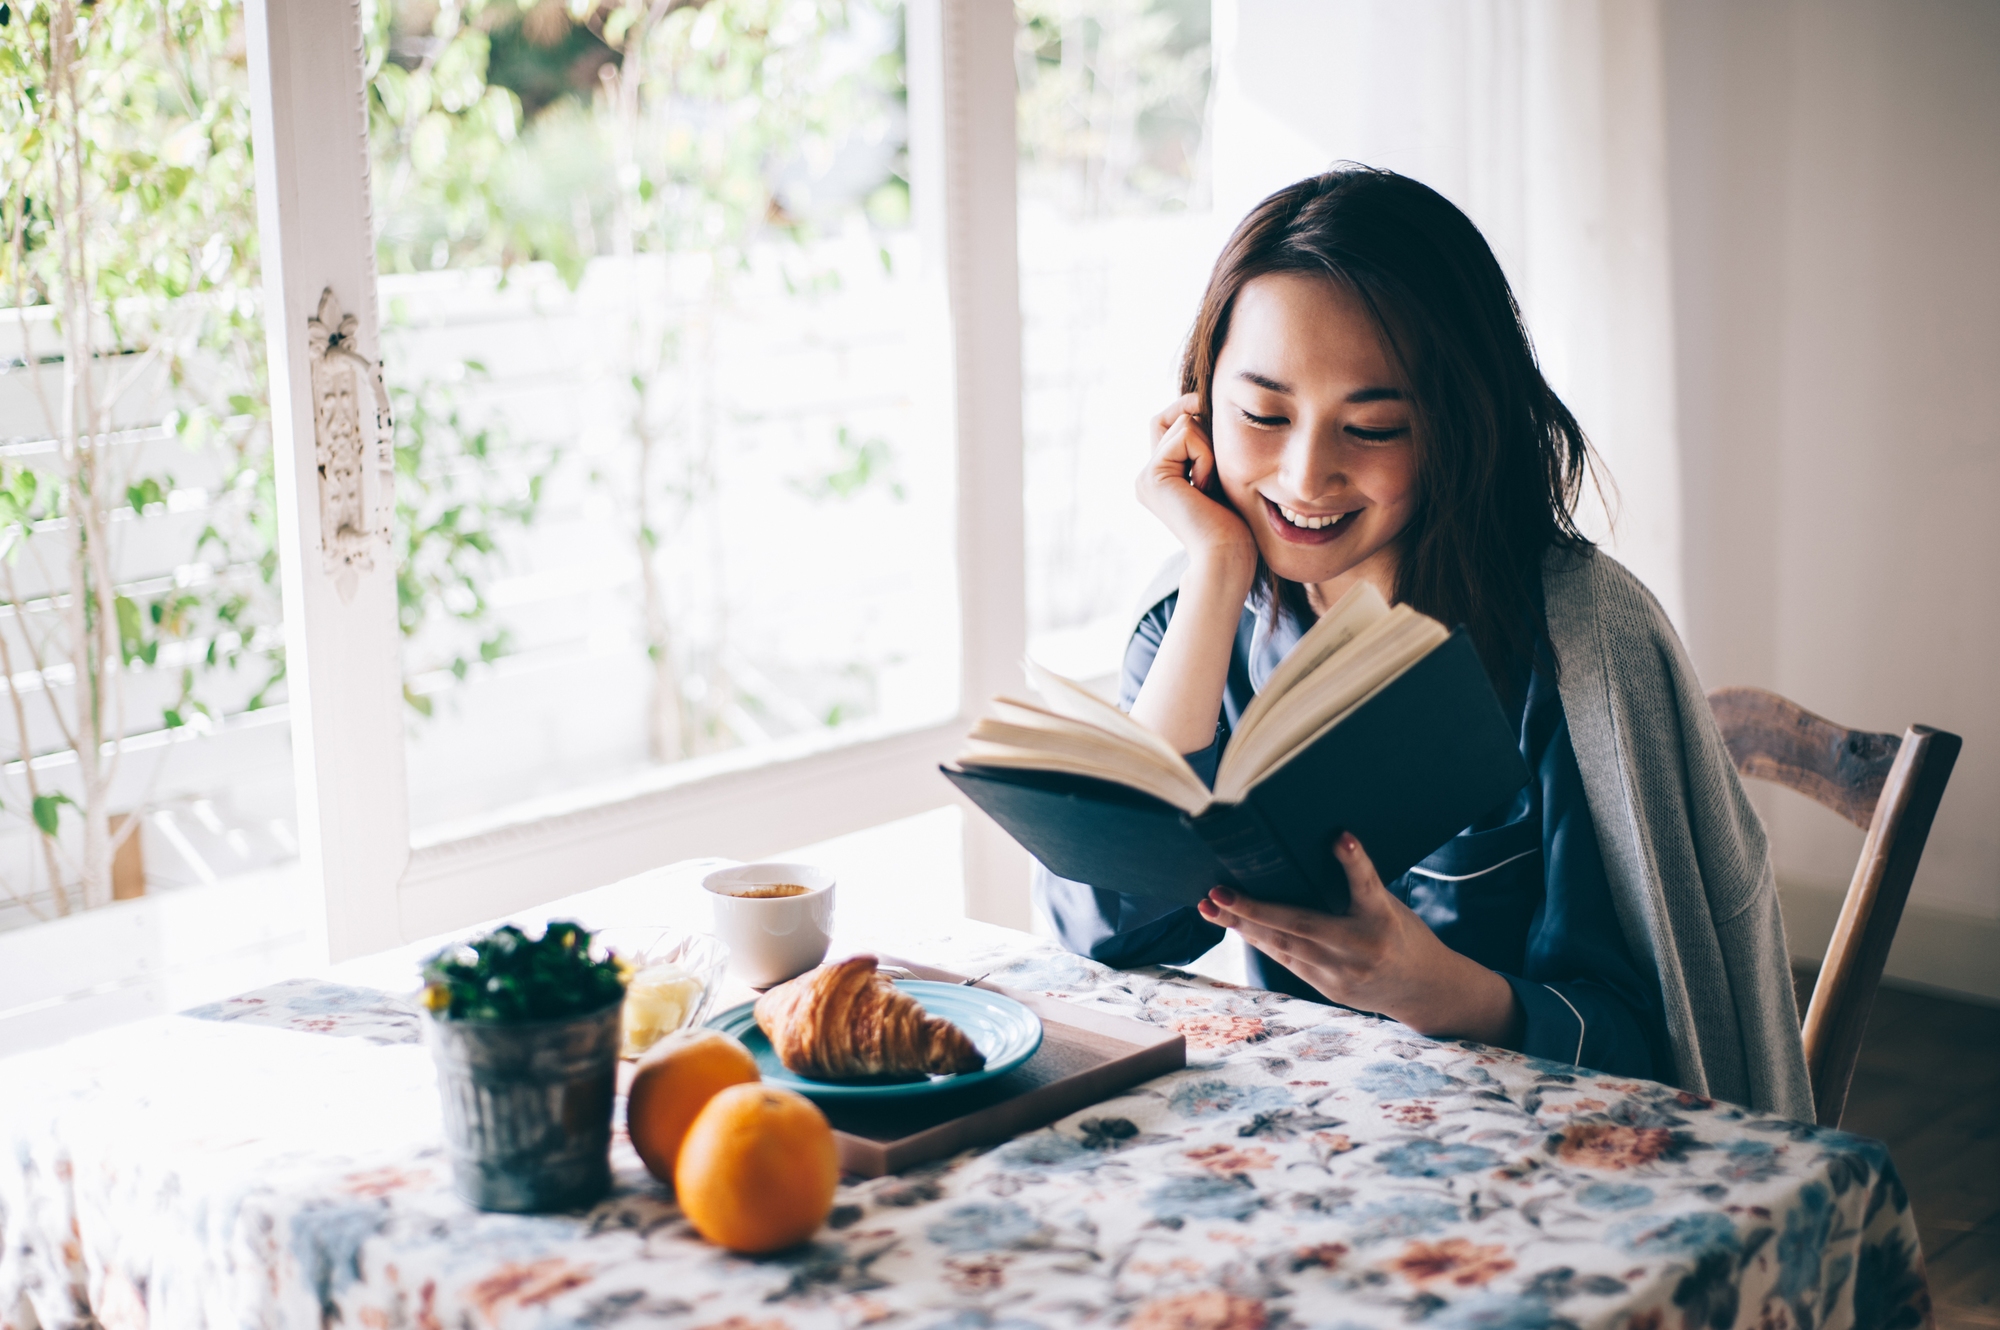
top-left (1032, 590), bottom-right (1674, 1080)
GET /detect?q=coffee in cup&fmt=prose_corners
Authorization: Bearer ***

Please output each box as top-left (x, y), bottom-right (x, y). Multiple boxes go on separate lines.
top-left (701, 862), bottom-right (835, 988)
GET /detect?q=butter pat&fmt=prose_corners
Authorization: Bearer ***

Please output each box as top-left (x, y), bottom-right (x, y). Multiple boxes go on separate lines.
top-left (622, 962), bottom-right (707, 1058)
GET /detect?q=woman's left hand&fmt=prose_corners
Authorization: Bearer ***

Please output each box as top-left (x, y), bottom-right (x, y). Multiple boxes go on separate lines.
top-left (1197, 833), bottom-right (1522, 1045)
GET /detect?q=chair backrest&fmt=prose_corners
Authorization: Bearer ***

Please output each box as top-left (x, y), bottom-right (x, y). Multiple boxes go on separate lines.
top-left (1708, 687), bottom-right (1962, 1128)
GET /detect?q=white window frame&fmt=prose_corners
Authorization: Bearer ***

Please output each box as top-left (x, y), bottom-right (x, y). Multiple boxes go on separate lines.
top-left (245, 0), bottom-right (1028, 961)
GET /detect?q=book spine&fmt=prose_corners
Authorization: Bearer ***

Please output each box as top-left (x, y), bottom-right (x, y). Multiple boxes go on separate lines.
top-left (1185, 801), bottom-right (1319, 906)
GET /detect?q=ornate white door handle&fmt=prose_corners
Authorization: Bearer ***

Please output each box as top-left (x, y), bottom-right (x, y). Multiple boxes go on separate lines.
top-left (306, 286), bottom-right (394, 602)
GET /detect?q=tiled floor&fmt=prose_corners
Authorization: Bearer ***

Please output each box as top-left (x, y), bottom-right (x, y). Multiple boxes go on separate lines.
top-left (1808, 976), bottom-right (2000, 1329)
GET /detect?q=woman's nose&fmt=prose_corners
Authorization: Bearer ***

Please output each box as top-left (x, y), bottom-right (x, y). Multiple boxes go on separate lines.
top-left (1278, 428), bottom-right (1343, 501)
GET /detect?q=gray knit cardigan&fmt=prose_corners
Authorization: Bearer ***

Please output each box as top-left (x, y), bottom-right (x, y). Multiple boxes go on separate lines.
top-left (1131, 547), bottom-right (1815, 1120)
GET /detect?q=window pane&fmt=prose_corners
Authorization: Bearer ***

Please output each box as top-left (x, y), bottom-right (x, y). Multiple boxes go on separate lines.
top-left (1016, 0), bottom-right (1216, 681)
top-left (368, 0), bottom-right (957, 833)
top-left (0, 0), bottom-right (303, 1015)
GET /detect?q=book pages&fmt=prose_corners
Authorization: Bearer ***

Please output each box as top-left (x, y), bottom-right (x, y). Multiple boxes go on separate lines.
top-left (956, 738), bottom-right (1211, 815)
top-left (1226, 580), bottom-right (1392, 747)
top-left (1211, 608), bottom-right (1449, 801)
top-left (1021, 659), bottom-right (1195, 771)
top-left (971, 700), bottom-right (1213, 811)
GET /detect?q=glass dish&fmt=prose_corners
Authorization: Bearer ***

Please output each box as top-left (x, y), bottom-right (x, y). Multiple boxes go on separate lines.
top-left (595, 927), bottom-right (730, 1059)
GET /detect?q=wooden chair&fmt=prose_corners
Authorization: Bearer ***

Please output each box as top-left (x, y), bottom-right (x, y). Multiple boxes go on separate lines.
top-left (1708, 688), bottom-right (1962, 1129)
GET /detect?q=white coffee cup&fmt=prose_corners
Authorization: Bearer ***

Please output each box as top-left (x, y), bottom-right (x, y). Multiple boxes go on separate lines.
top-left (702, 862), bottom-right (836, 988)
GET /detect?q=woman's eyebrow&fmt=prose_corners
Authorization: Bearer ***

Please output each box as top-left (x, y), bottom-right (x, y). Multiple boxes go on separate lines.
top-left (1235, 370), bottom-right (1292, 394)
top-left (1232, 371), bottom-right (1405, 404)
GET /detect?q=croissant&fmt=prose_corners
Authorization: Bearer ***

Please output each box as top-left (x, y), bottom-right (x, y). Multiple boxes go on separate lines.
top-left (754, 954), bottom-right (986, 1081)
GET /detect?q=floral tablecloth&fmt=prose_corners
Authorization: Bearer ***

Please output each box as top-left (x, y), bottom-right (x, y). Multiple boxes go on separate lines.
top-left (0, 922), bottom-right (1930, 1330)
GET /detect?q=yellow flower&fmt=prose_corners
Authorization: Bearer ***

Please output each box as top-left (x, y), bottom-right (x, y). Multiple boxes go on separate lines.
top-left (422, 982), bottom-right (451, 1013)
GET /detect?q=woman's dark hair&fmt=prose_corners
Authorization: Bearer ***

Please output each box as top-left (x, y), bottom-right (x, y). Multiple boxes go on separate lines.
top-left (1181, 166), bottom-right (1601, 684)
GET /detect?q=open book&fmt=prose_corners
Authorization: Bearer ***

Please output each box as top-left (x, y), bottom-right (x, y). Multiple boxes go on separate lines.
top-left (942, 584), bottom-right (1530, 913)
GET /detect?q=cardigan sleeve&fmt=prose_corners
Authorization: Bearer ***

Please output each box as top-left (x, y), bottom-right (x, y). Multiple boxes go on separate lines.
top-left (1033, 594), bottom-right (1227, 968)
top-left (1543, 547), bottom-right (1813, 1119)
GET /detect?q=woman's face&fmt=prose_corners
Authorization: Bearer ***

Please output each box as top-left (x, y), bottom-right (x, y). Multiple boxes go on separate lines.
top-left (1210, 271), bottom-right (1419, 602)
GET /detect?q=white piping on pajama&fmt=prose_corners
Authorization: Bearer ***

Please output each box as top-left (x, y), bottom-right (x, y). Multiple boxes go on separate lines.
top-left (1403, 846), bottom-right (1538, 882)
top-left (1543, 984), bottom-right (1587, 1066)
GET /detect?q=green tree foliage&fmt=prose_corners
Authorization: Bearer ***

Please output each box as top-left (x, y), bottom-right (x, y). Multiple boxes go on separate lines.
top-left (393, 363), bottom-right (551, 715)
top-left (366, 0), bottom-right (907, 281)
top-left (1, 0), bottom-right (261, 307)
top-left (2, 0), bottom-right (278, 727)
top-left (1015, 0), bottom-right (1210, 214)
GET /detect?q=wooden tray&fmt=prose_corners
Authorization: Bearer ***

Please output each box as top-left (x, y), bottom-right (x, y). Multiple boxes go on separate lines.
top-left (815, 957), bottom-right (1186, 1177)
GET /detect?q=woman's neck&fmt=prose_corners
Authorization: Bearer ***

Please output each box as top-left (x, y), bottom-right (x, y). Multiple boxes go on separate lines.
top-left (1305, 545), bottom-right (1401, 617)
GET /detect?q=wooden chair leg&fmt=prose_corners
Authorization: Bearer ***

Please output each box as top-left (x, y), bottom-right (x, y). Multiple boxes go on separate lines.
top-left (1801, 726), bottom-right (1961, 1128)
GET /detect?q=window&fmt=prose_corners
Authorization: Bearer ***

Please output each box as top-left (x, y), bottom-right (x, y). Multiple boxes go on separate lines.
top-left (246, 0), bottom-right (1026, 956)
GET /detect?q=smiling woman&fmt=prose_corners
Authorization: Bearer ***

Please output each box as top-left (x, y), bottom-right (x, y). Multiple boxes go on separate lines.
top-left (1037, 168), bottom-right (1815, 1121)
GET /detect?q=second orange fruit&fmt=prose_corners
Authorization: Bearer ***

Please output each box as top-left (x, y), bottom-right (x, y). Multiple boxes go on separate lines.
top-left (676, 1082), bottom-right (839, 1253)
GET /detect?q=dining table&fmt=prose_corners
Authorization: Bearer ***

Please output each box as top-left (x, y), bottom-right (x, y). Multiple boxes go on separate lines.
top-left (0, 858), bottom-right (1933, 1330)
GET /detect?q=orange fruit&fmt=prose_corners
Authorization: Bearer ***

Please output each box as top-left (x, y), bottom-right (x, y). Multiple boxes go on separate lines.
top-left (675, 1082), bottom-right (839, 1253)
top-left (626, 1027), bottom-right (761, 1186)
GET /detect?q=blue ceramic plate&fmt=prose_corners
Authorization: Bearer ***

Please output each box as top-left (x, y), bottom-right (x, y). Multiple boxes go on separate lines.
top-left (705, 981), bottom-right (1044, 1101)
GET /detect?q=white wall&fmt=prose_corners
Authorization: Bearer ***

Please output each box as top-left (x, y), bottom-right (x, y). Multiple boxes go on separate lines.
top-left (1210, 0), bottom-right (1687, 623)
top-left (1664, 0), bottom-right (2000, 1001)
top-left (1213, 0), bottom-right (2000, 1000)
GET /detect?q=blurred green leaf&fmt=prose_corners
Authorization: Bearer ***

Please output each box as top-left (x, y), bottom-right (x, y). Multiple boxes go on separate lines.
top-left (31, 792), bottom-right (73, 837)
top-left (113, 596), bottom-right (146, 665)
top-left (126, 478), bottom-right (167, 512)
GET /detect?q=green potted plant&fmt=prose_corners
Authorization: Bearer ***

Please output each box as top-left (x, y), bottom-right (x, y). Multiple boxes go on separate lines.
top-left (420, 921), bottom-right (628, 1212)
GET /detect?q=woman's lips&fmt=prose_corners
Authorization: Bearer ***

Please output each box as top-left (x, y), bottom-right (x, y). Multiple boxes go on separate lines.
top-left (1260, 495), bottom-right (1358, 545)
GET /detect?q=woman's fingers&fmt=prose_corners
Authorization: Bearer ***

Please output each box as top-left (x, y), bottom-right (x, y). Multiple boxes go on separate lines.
top-left (1200, 843), bottom-right (1481, 1033)
top-left (1136, 410), bottom-right (1251, 562)
top-left (1165, 413), bottom-right (1216, 492)
top-left (1202, 888), bottom-right (1332, 940)
top-left (1201, 896), bottom-right (1330, 976)
top-left (1200, 890), bottom-right (1346, 965)
top-left (1333, 832), bottom-right (1393, 916)
top-left (1149, 391), bottom-right (1203, 446)
top-left (1225, 917), bottom-right (1316, 974)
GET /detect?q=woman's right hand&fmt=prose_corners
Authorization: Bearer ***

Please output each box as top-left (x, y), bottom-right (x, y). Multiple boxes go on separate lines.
top-left (1126, 393), bottom-right (1260, 751)
top-left (1136, 392), bottom-right (1257, 571)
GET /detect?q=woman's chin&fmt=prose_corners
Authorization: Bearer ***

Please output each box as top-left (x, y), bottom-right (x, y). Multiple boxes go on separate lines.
top-left (1256, 539), bottom-right (1368, 591)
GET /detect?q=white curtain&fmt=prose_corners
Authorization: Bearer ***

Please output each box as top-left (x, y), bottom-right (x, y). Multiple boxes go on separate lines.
top-left (1209, 0), bottom-right (1685, 626)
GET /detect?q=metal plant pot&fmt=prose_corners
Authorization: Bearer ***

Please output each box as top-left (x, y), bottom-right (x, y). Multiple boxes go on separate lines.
top-left (425, 999), bottom-right (623, 1212)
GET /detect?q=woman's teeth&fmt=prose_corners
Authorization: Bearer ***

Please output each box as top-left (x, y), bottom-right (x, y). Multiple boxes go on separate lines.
top-left (1277, 504), bottom-right (1349, 531)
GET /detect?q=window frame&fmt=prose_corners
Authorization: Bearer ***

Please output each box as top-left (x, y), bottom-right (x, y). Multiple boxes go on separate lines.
top-left (244, 0), bottom-right (1028, 961)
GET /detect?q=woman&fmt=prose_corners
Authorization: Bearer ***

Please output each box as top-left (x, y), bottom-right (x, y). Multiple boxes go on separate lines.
top-left (1035, 168), bottom-right (1813, 1120)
